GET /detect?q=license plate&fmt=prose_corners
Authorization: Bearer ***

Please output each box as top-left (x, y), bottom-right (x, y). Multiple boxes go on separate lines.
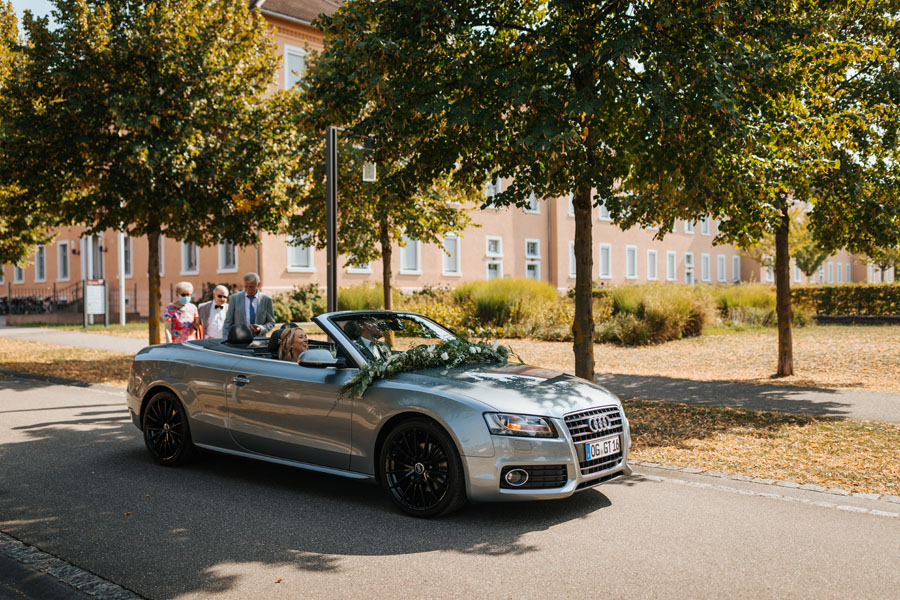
top-left (585, 435), bottom-right (620, 461)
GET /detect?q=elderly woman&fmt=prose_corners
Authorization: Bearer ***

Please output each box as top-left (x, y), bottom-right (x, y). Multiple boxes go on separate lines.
top-left (277, 326), bottom-right (309, 363)
top-left (164, 281), bottom-right (200, 343)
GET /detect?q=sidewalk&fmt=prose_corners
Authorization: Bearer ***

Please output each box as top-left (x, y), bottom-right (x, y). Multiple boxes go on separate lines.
top-left (0, 327), bottom-right (146, 355)
top-left (596, 373), bottom-right (900, 424)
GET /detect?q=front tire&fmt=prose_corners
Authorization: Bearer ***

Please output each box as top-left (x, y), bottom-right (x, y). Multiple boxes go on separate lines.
top-left (378, 418), bottom-right (467, 518)
top-left (142, 391), bottom-right (195, 466)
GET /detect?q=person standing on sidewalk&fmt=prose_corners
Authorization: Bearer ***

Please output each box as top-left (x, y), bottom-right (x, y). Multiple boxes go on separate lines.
top-left (164, 281), bottom-right (200, 343)
top-left (223, 272), bottom-right (274, 339)
top-left (198, 285), bottom-right (229, 339)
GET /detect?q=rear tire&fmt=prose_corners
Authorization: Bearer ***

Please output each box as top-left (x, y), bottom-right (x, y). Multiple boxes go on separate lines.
top-left (378, 418), bottom-right (467, 518)
top-left (142, 391), bottom-right (195, 466)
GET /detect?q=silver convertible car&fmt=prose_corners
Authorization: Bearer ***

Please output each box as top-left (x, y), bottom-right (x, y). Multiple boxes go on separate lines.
top-left (126, 310), bottom-right (632, 517)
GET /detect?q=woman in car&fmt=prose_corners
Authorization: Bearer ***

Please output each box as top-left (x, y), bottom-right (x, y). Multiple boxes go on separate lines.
top-left (277, 326), bottom-right (309, 363)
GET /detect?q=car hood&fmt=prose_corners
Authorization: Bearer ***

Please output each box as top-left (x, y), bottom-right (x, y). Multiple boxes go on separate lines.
top-left (395, 363), bottom-right (622, 419)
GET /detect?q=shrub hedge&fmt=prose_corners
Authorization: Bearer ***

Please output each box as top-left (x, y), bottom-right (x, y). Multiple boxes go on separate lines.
top-left (792, 284), bottom-right (900, 316)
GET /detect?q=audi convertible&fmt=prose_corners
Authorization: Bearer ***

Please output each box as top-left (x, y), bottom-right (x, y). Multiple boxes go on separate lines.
top-left (126, 310), bottom-right (632, 517)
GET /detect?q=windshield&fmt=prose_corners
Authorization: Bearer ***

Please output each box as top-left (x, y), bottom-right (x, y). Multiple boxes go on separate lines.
top-left (331, 313), bottom-right (456, 363)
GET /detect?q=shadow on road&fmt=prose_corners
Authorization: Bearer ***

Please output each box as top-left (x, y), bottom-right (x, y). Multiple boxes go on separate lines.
top-left (0, 406), bottom-right (613, 598)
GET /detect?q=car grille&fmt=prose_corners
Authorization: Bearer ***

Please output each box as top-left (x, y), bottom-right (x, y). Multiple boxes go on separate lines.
top-left (500, 465), bottom-right (568, 489)
top-left (564, 406), bottom-right (624, 476)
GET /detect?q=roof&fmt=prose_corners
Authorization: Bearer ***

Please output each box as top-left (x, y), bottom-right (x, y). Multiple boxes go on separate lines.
top-left (249, 0), bottom-right (342, 25)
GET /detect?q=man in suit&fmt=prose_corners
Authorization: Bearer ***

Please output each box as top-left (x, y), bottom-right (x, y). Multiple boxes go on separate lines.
top-left (198, 284), bottom-right (230, 339)
top-left (223, 272), bottom-right (275, 339)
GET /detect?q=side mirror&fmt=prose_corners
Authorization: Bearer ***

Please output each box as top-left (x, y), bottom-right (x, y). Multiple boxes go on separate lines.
top-left (298, 348), bottom-right (340, 368)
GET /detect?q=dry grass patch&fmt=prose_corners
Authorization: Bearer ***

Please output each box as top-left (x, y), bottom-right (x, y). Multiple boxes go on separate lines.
top-left (506, 325), bottom-right (900, 393)
top-left (625, 399), bottom-right (900, 496)
top-left (21, 322), bottom-right (149, 339)
top-left (0, 337), bottom-right (131, 385)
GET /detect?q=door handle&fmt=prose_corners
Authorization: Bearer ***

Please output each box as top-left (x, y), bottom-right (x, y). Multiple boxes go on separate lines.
top-left (232, 375), bottom-right (251, 386)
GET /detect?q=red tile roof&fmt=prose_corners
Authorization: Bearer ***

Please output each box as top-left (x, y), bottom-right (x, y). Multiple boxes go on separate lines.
top-left (250, 0), bottom-right (341, 25)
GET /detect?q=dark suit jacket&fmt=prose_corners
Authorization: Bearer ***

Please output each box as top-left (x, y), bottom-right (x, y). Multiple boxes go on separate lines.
top-left (223, 291), bottom-right (275, 339)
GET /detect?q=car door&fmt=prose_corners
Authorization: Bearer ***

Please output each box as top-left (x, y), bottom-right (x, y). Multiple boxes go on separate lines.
top-left (225, 355), bottom-right (356, 470)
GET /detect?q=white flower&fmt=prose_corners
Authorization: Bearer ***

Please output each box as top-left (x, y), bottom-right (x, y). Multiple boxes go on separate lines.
top-left (492, 342), bottom-right (500, 351)
top-left (475, 346), bottom-right (482, 353)
top-left (469, 346), bottom-right (477, 354)
top-left (427, 345), bottom-right (436, 353)
top-left (440, 352), bottom-right (450, 361)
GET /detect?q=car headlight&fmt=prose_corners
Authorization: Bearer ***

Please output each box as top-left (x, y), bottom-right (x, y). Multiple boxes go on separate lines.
top-left (484, 413), bottom-right (557, 438)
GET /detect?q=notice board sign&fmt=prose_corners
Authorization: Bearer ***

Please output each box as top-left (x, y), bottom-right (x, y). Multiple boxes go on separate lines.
top-left (84, 279), bottom-right (109, 327)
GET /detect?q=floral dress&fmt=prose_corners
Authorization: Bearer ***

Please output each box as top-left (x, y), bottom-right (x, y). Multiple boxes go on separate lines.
top-left (164, 303), bottom-right (199, 342)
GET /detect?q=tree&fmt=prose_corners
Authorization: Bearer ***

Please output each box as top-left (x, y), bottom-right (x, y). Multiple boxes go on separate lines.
top-left (0, 0), bottom-right (303, 344)
top-left (0, 1), bottom-right (56, 266)
top-left (739, 205), bottom-right (829, 281)
top-left (865, 246), bottom-right (900, 281)
top-left (309, 0), bottom-right (764, 380)
top-left (289, 56), bottom-right (477, 311)
top-left (612, 1), bottom-right (900, 376)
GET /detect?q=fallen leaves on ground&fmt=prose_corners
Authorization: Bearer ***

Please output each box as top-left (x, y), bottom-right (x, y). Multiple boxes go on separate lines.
top-left (506, 325), bottom-right (900, 393)
top-left (624, 399), bottom-right (900, 495)
top-left (0, 337), bottom-right (131, 385)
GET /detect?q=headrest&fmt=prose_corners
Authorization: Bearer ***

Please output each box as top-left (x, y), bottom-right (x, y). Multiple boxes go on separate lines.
top-left (227, 324), bottom-right (254, 346)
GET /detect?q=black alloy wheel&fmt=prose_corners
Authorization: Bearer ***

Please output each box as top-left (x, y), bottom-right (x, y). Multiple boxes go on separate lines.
top-left (142, 391), bottom-right (195, 466)
top-left (379, 418), bottom-right (466, 518)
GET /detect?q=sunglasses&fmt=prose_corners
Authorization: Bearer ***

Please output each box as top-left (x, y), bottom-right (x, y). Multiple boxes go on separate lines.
top-left (215, 295), bottom-right (227, 299)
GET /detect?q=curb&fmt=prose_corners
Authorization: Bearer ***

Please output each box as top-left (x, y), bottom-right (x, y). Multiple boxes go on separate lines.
top-left (0, 532), bottom-right (143, 600)
top-left (631, 461), bottom-right (900, 505)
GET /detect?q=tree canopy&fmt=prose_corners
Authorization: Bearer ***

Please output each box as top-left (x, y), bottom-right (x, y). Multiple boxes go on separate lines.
top-left (0, 0), bottom-right (303, 343)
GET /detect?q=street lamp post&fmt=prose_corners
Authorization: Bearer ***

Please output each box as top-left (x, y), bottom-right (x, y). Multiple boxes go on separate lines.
top-left (324, 126), bottom-right (376, 313)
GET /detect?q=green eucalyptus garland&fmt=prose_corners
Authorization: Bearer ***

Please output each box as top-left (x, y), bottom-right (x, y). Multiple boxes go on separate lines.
top-left (342, 337), bottom-right (515, 398)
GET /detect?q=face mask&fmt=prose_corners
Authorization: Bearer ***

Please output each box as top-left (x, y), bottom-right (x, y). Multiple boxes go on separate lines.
top-left (179, 295), bottom-right (191, 304)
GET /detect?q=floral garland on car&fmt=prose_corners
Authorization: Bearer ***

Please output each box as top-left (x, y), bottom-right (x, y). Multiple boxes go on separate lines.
top-left (342, 337), bottom-right (516, 398)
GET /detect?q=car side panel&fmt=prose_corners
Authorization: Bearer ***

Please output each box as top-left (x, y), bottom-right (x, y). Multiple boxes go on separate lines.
top-left (349, 381), bottom-right (496, 476)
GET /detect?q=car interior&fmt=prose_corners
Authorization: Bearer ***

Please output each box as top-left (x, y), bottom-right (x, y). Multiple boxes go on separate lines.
top-left (188, 323), bottom-right (353, 365)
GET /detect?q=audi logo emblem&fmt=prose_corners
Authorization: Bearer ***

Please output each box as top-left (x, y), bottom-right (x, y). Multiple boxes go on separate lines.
top-left (588, 415), bottom-right (611, 433)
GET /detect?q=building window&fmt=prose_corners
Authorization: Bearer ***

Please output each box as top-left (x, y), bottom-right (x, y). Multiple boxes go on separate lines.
top-left (442, 235), bottom-right (461, 276)
top-left (524, 239), bottom-right (541, 259)
top-left (684, 252), bottom-right (695, 284)
top-left (123, 236), bottom-right (133, 278)
top-left (819, 264), bottom-right (826, 283)
top-left (0, 267), bottom-right (4, 284)
top-left (484, 178), bottom-right (503, 206)
top-left (732, 255), bottom-right (741, 282)
top-left (836, 262), bottom-right (843, 283)
top-left (667, 251), bottom-right (677, 281)
top-left (158, 236), bottom-right (165, 277)
top-left (845, 263), bottom-right (852, 283)
top-left (181, 242), bottom-right (199, 275)
top-left (569, 241), bottom-right (576, 278)
top-left (794, 263), bottom-right (801, 283)
top-left (701, 216), bottom-right (711, 236)
top-left (598, 200), bottom-right (611, 221)
top-left (33, 246), bottom-right (46, 282)
top-left (567, 193), bottom-right (575, 217)
top-left (524, 192), bottom-right (540, 214)
top-left (525, 262), bottom-right (540, 280)
top-left (717, 255), bottom-right (726, 282)
top-left (217, 240), bottom-right (237, 273)
top-left (347, 262), bottom-right (372, 274)
top-left (625, 245), bottom-right (637, 280)
top-left (13, 265), bottom-right (24, 283)
top-left (765, 259), bottom-right (774, 283)
top-left (284, 45), bottom-right (307, 89)
top-left (58, 242), bottom-right (70, 281)
top-left (286, 235), bottom-right (314, 272)
top-left (827, 262), bottom-right (834, 283)
top-left (400, 236), bottom-right (421, 274)
top-left (485, 236), bottom-right (503, 258)
top-left (700, 253), bottom-right (710, 282)
top-left (486, 261), bottom-right (503, 280)
top-left (599, 244), bottom-right (612, 279)
top-left (647, 249), bottom-right (658, 281)
top-left (684, 221), bottom-right (694, 234)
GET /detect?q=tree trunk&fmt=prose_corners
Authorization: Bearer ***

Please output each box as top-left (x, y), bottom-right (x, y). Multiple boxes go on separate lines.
top-left (774, 204), bottom-right (793, 376)
top-left (147, 224), bottom-right (161, 346)
top-left (572, 184), bottom-right (595, 380)
top-left (380, 218), bottom-right (392, 310)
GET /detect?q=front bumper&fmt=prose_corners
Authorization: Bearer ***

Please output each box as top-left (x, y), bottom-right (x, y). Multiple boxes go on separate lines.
top-left (463, 413), bottom-right (632, 502)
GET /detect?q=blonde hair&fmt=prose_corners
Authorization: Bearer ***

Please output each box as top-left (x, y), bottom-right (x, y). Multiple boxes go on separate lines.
top-left (278, 327), bottom-right (308, 362)
top-left (174, 281), bottom-right (194, 296)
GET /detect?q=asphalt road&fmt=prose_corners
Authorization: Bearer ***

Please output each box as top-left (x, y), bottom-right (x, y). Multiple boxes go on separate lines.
top-left (1, 377), bottom-right (899, 600)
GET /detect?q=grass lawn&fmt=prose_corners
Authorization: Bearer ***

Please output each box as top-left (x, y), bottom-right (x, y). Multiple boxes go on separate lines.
top-left (509, 324), bottom-right (900, 393)
top-left (20, 321), bottom-right (149, 339)
top-left (1, 333), bottom-right (898, 495)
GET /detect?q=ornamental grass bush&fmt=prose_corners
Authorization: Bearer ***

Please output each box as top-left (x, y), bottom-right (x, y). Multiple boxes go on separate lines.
top-left (714, 284), bottom-right (777, 327)
top-left (272, 283), bottom-right (325, 323)
top-left (337, 283), bottom-right (402, 311)
top-left (595, 284), bottom-right (714, 345)
top-left (453, 278), bottom-right (559, 327)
